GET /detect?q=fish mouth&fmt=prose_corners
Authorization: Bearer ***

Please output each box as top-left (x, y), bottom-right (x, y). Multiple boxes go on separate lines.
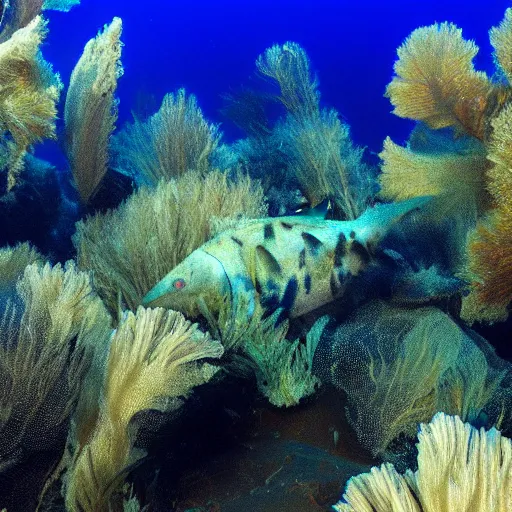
top-left (142, 276), bottom-right (177, 308)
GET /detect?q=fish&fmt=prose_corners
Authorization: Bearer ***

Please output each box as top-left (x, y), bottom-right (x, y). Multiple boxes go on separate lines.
top-left (142, 197), bottom-right (431, 319)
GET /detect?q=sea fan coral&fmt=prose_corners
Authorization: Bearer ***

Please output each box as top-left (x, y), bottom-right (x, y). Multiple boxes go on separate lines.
top-left (490, 8), bottom-right (512, 83)
top-left (114, 88), bottom-right (221, 187)
top-left (73, 169), bottom-right (267, 317)
top-left (334, 413), bottom-right (512, 512)
top-left (0, 242), bottom-right (42, 293)
top-left (314, 301), bottom-right (509, 460)
top-left (0, 262), bottom-right (110, 473)
top-left (462, 102), bottom-right (512, 323)
top-left (386, 23), bottom-right (494, 139)
top-left (378, 135), bottom-right (489, 219)
top-left (0, 16), bottom-right (62, 190)
top-left (64, 306), bottom-right (223, 512)
top-left (64, 17), bottom-right (123, 203)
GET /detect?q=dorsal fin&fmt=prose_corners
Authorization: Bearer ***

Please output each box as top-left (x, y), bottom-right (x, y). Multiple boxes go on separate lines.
top-left (295, 198), bottom-right (330, 218)
top-left (255, 245), bottom-right (282, 277)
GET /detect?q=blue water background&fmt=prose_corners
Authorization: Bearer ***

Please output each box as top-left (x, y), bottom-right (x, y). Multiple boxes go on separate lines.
top-left (43, 0), bottom-right (510, 158)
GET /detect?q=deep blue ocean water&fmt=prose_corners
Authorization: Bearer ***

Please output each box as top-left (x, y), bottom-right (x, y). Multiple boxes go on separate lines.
top-left (42, 0), bottom-right (510, 156)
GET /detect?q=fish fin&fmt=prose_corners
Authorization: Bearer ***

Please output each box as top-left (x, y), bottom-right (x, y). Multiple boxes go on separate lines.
top-left (295, 198), bottom-right (330, 218)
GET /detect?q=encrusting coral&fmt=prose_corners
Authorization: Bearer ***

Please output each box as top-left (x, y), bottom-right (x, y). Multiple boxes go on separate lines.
top-left (64, 17), bottom-right (123, 204)
top-left (73, 169), bottom-right (267, 317)
top-left (334, 413), bottom-right (512, 512)
top-left (113, 88), bottom-right (221, 187)
top-left (63, 306), bottom-right (223, 512)
top-left (0, 15), bottom-right (62, 191)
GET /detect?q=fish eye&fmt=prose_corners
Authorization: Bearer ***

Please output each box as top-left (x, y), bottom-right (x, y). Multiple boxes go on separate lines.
top-left (173, 278), bottom-right (186, 290)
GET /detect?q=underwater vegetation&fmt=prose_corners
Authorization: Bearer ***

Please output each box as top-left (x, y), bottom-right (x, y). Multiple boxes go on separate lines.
top-left (0, 1), bottom-right (511, 511)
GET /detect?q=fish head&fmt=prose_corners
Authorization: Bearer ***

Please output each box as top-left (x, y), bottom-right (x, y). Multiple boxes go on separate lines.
top-left (142, 249), bottom-right (229, 316)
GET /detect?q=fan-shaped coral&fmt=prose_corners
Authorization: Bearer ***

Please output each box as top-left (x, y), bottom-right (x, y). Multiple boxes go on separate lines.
top-left (64, 17), bottom-right (123, 203)
top-left (114, 88), bottom-right (221, 187)
top-left (334, 413), bottom-right (512, 512)
top-left (64, 306), bottom-right (223, 512)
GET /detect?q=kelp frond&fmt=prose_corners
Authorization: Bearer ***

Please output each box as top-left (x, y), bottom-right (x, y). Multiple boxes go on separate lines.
top-left (64, 307), bottom-right (223, 512)
top-left (64, 17), bottom-right (123, 203)
top-left (114, 88), bottom-right (221, 186)
top-left (386, 23), bottom-right (494, 139)
top-left (0, 15), bottom-right (62, 190)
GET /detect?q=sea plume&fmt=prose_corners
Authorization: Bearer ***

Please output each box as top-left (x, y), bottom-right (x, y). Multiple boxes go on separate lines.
top-left (334, 413), bottom-right (512, 512)
top-left (64, 17), bottom-right (123, 203)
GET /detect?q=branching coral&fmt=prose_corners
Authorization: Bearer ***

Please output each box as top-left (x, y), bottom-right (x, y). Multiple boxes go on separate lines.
top-left (73, 169), bottom-right (267, 317)
top-left (334, 413), bottom-right (512, 512)
top-left (64, 306), bottom-right (223, 512)
top-left (0, 16), bottom-right (62, 190)
top-left (314, 301), bottom-right (509, 460)
top-left (0, 262), bottom-right (110, 473)
top-left (64, 17), bottom-right (123, 203)
top-left (385, 23), bottom-right (496, 140)
top-left (114, 88), bottom-right (221, 187)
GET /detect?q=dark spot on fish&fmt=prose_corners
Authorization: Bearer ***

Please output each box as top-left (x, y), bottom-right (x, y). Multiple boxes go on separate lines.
top-left (264, 223), bottom-right (275, 240)
top-left (256, 245), bottom-right (282, 276)
top-left (275, 308), bottom-right (288, 327)
top-left (280, 276), bottom-right (298, 311)
top-left (351, 240), bottom-right (371, 265)
top-left (298, 248), bottom-right (306, 269)
top-left (302, 232), bottom-right (323, 255)
top-left (329, 271), bottom-right (338, 297)
top-left (334, 232), bottom-right (346, 267)
top-left (281, 221), bottom-right (293, 230)
top-left (255, 278), bottom-right (262, 294)
top-left (231, 236), bottom-right (243, 247)
top-left (304, 274), bottom-right (311, 294)
top-left (261, 290), bottom-right (280, 319)
top-left (350, 231), bottom-right (356, 239)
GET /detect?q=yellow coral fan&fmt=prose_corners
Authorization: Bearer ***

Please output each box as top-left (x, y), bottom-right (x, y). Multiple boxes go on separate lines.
top-left (490, 8), bottom-right (512, 83)
top-left (462, 103), bottom-right (512, 323)
top-left (0, 16), bottom-right (62, 190)
top-left (386, 23), bottom-right (494, 139)
top-left (0, 242), bottom-right (42, 291)
top-left (335, 413), bottom-right (512, 512)
top-left (378, 136), bottom-right (489, 218)
top-left (114, 88), bottom-right (221, 186)
top-left (64, 17), bottom-right (123, 203)
top-left (64, 306), bottom-right (223, 512)
top-left (0, 262), bottom-right (110, 473)
top-left (73, 169), bottom-right (267, 317)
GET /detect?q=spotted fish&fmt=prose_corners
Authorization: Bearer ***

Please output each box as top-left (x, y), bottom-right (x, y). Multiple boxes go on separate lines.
top-left (142, 197), bottom-right (431, 319)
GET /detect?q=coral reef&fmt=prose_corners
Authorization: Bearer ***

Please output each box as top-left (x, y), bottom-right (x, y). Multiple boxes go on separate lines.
top-left (334, 413), bottom-right (512, 512)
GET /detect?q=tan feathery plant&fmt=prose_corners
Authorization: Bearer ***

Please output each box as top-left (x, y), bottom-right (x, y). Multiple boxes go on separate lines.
top-left (114, 88), bottom-right (221, 186)
top-left (64, 306), bottom-right (223, 512)
top-left (64, 17), bottom-right (123, 203)
top-left (0, 262), bottom-right (110, 473)
top-left (73, 169), bottom-right (267, 317)
top-left (0, 16), bottom-right (62, 190)
top-left (385, 22), bottom-right (496, 140)
top-left (335, 413), bottom-right (512, 512)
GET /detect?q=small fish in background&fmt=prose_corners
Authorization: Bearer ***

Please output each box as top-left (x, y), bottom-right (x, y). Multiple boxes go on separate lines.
top-left (142, 197), bottom-right (432, 320)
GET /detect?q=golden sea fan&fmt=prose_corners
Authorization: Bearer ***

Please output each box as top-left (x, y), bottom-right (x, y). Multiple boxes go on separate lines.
top-left (386, 23), bottom-right (494, 139)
